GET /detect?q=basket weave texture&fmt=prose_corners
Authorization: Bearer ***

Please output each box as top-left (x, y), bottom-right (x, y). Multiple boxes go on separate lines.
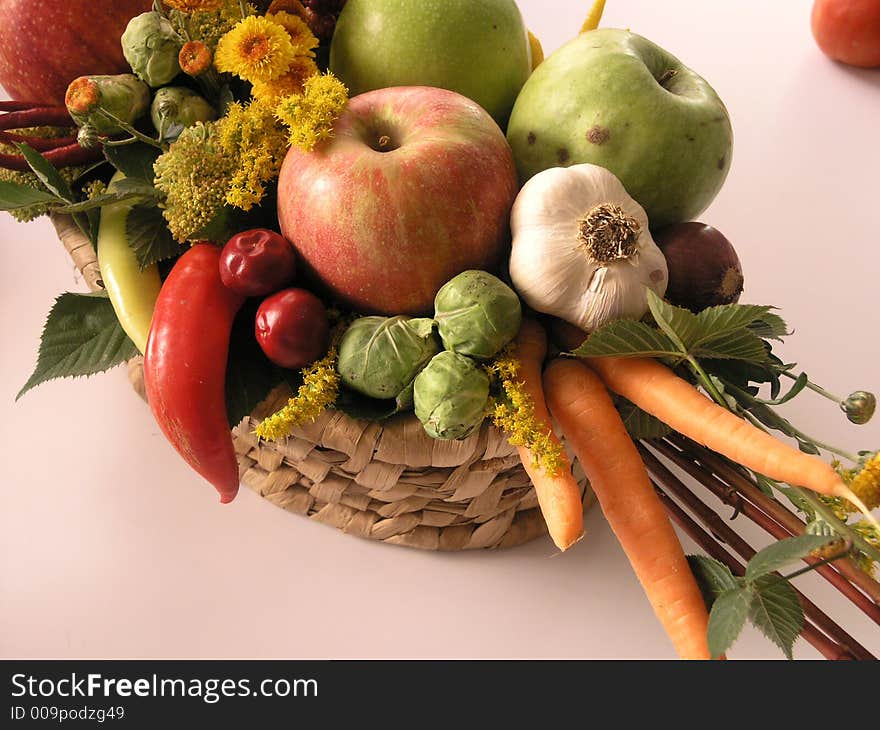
top-left (52, 214), bottom-right (594, 550)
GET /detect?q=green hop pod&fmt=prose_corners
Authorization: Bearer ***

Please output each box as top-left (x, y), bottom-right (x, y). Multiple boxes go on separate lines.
top-left (65, 74), bottom-right (150, 135)
top-left (434, 270), bottom-right (522, 360)
top-left (122, 11), bottom-right (184, 88)
top-left (151, 87), bottom-right (217, 142)
top-left (337, 316), bottom-right (440, 400)
top-left (414, 351), bottom-right (490, 440)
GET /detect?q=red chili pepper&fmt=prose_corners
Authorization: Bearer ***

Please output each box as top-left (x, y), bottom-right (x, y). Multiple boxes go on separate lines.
top-left (144, 244), bottom-right (245, 503)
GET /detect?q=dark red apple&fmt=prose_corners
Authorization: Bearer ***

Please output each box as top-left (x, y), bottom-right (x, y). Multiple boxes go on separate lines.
top-left (0, 0), bottom-right (152, 104)
top-left (276, 85), bottom-right (519, 316)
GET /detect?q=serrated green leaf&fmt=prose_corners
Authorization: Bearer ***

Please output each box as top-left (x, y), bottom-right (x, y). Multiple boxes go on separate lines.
top-left (54, 190), bottom-right (152, 214)
top-left (225, 302), bottom-right (286, 428)
top-left (693, 328), bottom-right (770, 362)
top-left (571, 319), bottom-right (680, 359)
top-left (0, 180), bottom-right (61, 210)
top-left (647, 288), bottom-right (702, 352)
top-left (745, 535), bottom-right (838, 581)
top-left (112, 178), bottom-right (159, 198)
top-left (17, 291), bottom-right (139, 399)
top-left (695, 302), bottom-right (776, 341)
top-left (104, 143), bottom-right (160, 182)
top-left (616, 397), bottom-right (671, 439)
top-left (687, 555), bottom-right (741, 608)
top-left (126, 204), bottom-right (182, 271)
top-left (749, 312), bottom-right (789, 341)
top-left (707, 586), bottom-right (752, 659)
top-left (15, 142), bottom-right (74, 202)
top-left (749, 575), bottom-right (803, 659)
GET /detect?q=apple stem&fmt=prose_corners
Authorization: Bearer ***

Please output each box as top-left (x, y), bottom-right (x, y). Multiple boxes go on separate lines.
top-left (577, 203), bottom-right (641, 264)
top-left (657, 69), bottom-right (679, 89)
top-left (377, 135), bottom-right (392, 150)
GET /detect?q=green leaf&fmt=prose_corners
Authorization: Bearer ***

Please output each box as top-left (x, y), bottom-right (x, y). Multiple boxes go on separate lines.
top-left (687, 555), bottom-right (740, 608)
top-left (647, 288), bottom-right (702, 352)
top-left (15, 142), bottom-right (74, 202)
top-left (126, 204), bottom-right (183, 271)
top-left (749, 312), bottom-right (789, 341)
top-left (707, 587), bottom-right (752, 659)
top-left (693, 329), bottom-right (770, 363)
top-left (225, 302), bottom-right (286, 428)
top-left (571, 319), bottom-right (680, 359)
top-left (745, 535), bottom-right (838, 581)
top-left (0, 180), bottom-right (61, 211)
top-left (749, 575), bottom-right (803, 659)
top-left (616, 397), bottom-right (671, 439)
top-left (104, 142), bottom-right (160, 182)
top-left (17, 291), bottom-right (139, 400)
top-left (112, 178), bottom-right (159, 198)
top-left (54, 190), bottom-right (152, 214)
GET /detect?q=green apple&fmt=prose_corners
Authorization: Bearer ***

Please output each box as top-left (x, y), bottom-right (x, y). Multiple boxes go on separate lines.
top-left (329, 0), bottom-right (531, 127)
top-left (507, 29), bottom-right (733, 229)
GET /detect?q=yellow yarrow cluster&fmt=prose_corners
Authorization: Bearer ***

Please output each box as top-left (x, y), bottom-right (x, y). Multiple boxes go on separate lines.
top-left (181, 1), bottom-right (256, 50)
top-left (275, 72), bottom-right (349, 151)
top-left (216, 97), bottom-right (291, 211)
top-left (485, 350), bottom-right (566, 477)
top-left (153, 122), bottom-right (236, 242)
top-left (255, 348), bottom-right (341, 441)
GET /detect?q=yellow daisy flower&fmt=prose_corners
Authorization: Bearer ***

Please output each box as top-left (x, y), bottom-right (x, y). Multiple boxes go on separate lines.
top-left (164, 0), bottom-right (224, 12)
top-left (214, 15), bottom-right (297, 84)
top-left (251, 55), bottom-right (319, 103)
top-left (267, 11), bottom-right (319, 57)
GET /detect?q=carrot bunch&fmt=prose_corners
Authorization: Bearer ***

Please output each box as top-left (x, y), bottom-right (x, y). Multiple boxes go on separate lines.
top-left (512, 318), bottom-right (877, 660)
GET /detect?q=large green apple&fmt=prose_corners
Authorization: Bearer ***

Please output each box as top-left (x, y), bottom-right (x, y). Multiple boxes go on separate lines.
top-left (507, 29), bottom-right (733, 229)
top-left (329, 0), bottom-right (531, 127)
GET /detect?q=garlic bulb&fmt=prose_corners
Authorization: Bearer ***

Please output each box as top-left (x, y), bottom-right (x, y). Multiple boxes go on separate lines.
top-left (509, 163), bottom-right (668, 332)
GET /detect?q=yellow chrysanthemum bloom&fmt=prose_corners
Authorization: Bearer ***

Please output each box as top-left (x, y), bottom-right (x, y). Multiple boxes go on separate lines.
top-left (267, 11), bottom-right (319, 57)
top-left (216, 98), bottom-right (291, 211)
top-left (214, 14), bottom-right (297, 84)
top-left (164, 0), bottom-right (224, 12)
top-left (256, 349), bottom-right (340, 441)
top-left (275, 72), bottom-right (349, 150)
top-left (485, 350), bottom-right (566, 477)
top-left (251, 55), bottom-right (319, 103)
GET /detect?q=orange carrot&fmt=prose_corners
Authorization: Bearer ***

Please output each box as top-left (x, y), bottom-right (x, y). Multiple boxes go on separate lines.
top-left (514, 318), bottom-right (585, 551)
top-left (585, 356), bottom-right (876, 523)
top-left (544, 358), bottom-right (712, 660)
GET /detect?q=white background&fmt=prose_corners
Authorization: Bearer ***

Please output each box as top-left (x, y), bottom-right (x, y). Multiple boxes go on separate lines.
top-left (1, 0), bottom-right (878, 659)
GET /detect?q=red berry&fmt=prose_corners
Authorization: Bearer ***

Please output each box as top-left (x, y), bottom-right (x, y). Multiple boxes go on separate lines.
top-left (219, 228), bottom-right (297, 297)
top-left (255, 288), bottom-right (329, 369)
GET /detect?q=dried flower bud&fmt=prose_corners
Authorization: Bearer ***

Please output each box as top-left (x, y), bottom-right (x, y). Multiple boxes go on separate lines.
top-left (65, 77), bottom-right (101, 116)
top-left (76, 124), bottom-right (100, 149)
top-left (64, 74), bottom-right (150, 134)
top-left (179, 41), bottom-right (213, 77)
top-left (843, 391), bottom-right (876, 425)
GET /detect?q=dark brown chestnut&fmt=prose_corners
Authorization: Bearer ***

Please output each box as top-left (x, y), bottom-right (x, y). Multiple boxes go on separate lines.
top-left (653, 222), bottom-right (744, 312)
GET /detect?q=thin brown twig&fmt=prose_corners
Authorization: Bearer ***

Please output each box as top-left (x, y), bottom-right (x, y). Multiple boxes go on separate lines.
top-left (650, 438), bottom-right (880, 627)
top-left (641, 446), bottom-right (874, 660)
top-left (653, 482), bottom-right (855, 660)
top-left (669, 434), bottom-right (880, 605)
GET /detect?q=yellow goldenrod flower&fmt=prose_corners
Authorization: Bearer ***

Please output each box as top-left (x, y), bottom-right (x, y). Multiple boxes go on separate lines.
top-left (251, 55), bottom-right (319, 103)
top-left (485, 349), bottom-right (566, 477)
top-left (214, 14), bottom-right (297, 84)
top-left (275, 72), bottom-right (349, 151)
top-left (256, 348), bottom-right (340, 441)
top-left (216, 97), bottom-right (291, 211)
top-left (153, 122), bottom-right (236, 242)
top-left (164, 0), bottom-right (224, 12)
top-left (267, 11), bottom-right (319, 57)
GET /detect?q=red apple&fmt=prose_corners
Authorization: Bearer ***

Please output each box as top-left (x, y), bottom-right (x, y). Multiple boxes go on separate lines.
top-left (255, 288), bottom-right (329, 370)
top-left (0, 0), bottom-right (152, 104)
top-left (811, 0), bottom-right (880, 68)
top-left (276, 85), bottom-right (519, 316)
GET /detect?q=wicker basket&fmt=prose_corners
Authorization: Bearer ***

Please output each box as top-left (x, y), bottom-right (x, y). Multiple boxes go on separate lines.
top-left (52, 214), bottom-right (594, 550)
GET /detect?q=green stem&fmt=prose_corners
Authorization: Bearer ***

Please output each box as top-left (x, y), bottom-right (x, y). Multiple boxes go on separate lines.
top-left (779, 545), bottom-right (853, 583)
top-left (239, 0), bottom-right (248, 18)
top-left (97, 111), bottom-right (166, 151)
top-left (781, 369), bottom-right (842, 404)
top-left (793, 487), bottom-right (880, 566)
top-left (687, 356), bottom-right (728, 407)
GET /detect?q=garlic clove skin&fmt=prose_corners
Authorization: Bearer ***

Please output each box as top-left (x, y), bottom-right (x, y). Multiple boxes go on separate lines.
top-left (509, 163), bottom-right (668, 332)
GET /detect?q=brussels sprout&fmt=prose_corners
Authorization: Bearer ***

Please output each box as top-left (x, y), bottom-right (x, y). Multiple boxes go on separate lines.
top-left (64, 74), bottom-right (150, 135)
top-left (151, 87), bottom-right (217, 142)
top-left (414, 351), bottom-right (490, 440)
top-left (337, 316), bottom-right (440, 400)
top-left (434, 270), bottom-right (522, 359)
top-left (122, 11), bottom-right (184, 87)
